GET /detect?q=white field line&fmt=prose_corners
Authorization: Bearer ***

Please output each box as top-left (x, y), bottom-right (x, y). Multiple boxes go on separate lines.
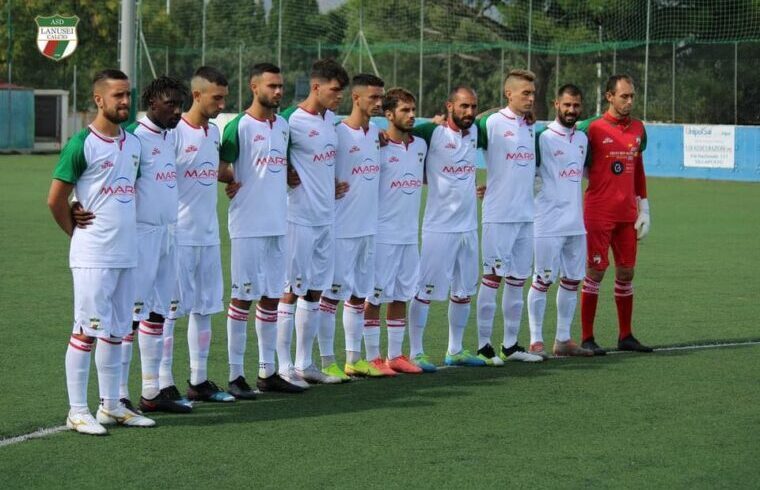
top-left (1, 339), bottom-right (758, 448)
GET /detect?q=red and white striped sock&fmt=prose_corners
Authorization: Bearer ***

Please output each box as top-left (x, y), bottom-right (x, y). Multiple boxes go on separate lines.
top-left (138, 319), bottom-right (163, 399)
top-left (448, 296), bottom-right (471, 355)
top-left (343, 302), bottom-right (365, 359)
top-left (614, 279), bottom-right (634, 340)
top-left (255, 305), bottom-right (278, 378)
top-left (408, 297), bottom-right (431, 357)
top-left (476, 277), bottom-right (500, 348)
top-left (226, 303), bottom-right (249, 382)
top-left (581, 276), bottom-right (601, 342)
top-left (364, 318), bottom-right (381, 361)
top-left (66, 336), bottom-right (94, 412)
top-left (556, 279), bottom-right (580, 342)
top-left (502, 278), bottom-right (526, 348)
top-left (317, 299), bottom-right (337, 360)
top-left (96, 337), bottom-right (122, 411)
top-left (386, 318), bottom-right (406, 359)
top-left (528, 278), bottom-right (551, 344)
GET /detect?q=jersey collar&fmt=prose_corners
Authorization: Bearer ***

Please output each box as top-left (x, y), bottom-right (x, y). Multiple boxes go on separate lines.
top-left (548, 120), bottom-right (577, 142)
top-left (88, 124), bottom-right (126, 149)
top-left (500, 106), bottom-right (529, 127)
top-left (387, 134), bottom-right (415, 150)
top-left (245, 111), bottom-right (276, 129)
top-left (603, 111), bottom-right (632, 127)
top-left (181, 115), bottom-right (209, 136)
top-left (138, 116), bottom-right (165, 136)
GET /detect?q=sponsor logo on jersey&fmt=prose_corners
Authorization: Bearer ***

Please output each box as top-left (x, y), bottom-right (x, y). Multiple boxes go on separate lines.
top-left (184, 161), bottom-right (218, 186)
top-left (505, 146), bottom-right (535, 167)
top-left (101, 160), bottom-right (113, 170)
top-left (352, 158), bottom-right (380, 181)
top-left (553, 149), bottom-right (565, 157)
top-left (152, 147), bottom-right (161, 156)
top-left (100, 176), bottom-right (136, 203)
top-left (602, 137), bottom-right (614, 145)
top-left (503, 130), bottom-right (515, 138)
top-left (308, 129), bottom-right (320, 138)
top-left (442, 159), bottom-right (476, 179)
top-left (559, 161), bottom-right (582, 183)
top-left (253, 134), bottom-right (266, 142)
top-left (349, 145), bottom-right (361, 154)
top-left (256, 148), bottom-right (287, 173)
top-left (444, 142), bottom-right (457, 149)
top-left (156, 162), bottom-right (177, 188)
top-left (390, 172), bottom-right (423, 195)
top-left (388, 155), bottom-right (400, 164)
top-left (313, 143), bottom-right (336, 166)
top-left (185, 144), bottom-right (199, 153)
top-left (611, 160), bottom-right (625, 175)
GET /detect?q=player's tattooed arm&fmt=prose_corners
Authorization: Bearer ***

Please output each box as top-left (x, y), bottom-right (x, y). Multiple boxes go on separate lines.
top-left (70, 201), bottom-right (95, 228)
top-left (47, 180), bottom-right (77, 237)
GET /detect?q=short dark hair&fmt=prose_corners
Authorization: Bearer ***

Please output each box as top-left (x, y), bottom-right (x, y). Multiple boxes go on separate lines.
top-left (193, 66), bottom-right (228, 87)
top-left (92, 69), bottom-right (128, 87)
top-left (605, 74), bottom-right (633, 95)
top-left (382, 87), bottom-right (416, 112)
top-left (447, 85), bottom-right (476, 102)
top-left (250, 63), bottom-right (281, 80)
top-left (310, 58), bottom-right (349, 88)
top-left (505, 69), bottom-right (536, 85)
top-left (351, 73), bottom-right (384, 89)
top-left (141, 76), bottom-right (188, 109)
top-left (557, 83), bottom-right (583, 99)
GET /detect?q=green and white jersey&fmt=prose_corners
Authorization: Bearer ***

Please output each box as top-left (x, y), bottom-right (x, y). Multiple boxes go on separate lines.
top-left (477, 107), bottom-right (536, 223)
top-left (334, 121), bottom-right (381, 238)
top-left (173, 117), bottom-right (221, 247)
top-left (219, 112), bottom-right (289, 238)
top-left (534, 120), bottom-right (587, 237)
top-left (126, 116), bottom-right (178, 226)
top-left (52, 125), bottom-right (141, 268)
top-left (376, 136), bottom-right (427, 245)
top-left (281, 106), bottom-right (337, 227)
top-left (413, 120), bottom-right (478, 233)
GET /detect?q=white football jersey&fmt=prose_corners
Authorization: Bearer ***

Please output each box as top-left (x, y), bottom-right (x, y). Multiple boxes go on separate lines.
top-left (52, 126), bottom-right (141, 268)
top-left (413, 121), bottom-right (478, 233)
top-left (282, 106), bottom-right (337, 227)
top-left (173, 117), bottom-right (221, 247)
top-left (376, 136), bottom-right (428, 245)
top-left (334, 121), bottom-right (381, 238)
top-left (478, 107), bottom-right (537, 223)
top-left (220, 112), bottom-right (289, 238)
top-left (129, 116), bottom-right (178, 226)
top-left (534, 120), bottom-right (587, 237)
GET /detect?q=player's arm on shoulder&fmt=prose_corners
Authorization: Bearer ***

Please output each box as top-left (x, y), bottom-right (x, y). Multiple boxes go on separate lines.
top-left (475, 114), bottom-right (490, 150)
top-left (411, 122), bottom-right (438, 146)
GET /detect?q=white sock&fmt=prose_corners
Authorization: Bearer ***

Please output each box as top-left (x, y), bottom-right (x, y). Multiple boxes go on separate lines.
top-left (343, 302), bottom-right (364, 356)
top-left (408, 297), bottom-right (430, 357)
top-left (66, 336), bottom-right (93, 411)
top-left (119, 330), bottom-right (134, 399)
top-left (476, 278), bottom-right (499, 348)
top-left (294, 298), bottom-right (319, 370)
top-left (276, 302), bottom-right (296, 374)
top-left (386, 318), bottom-right (406, 359)
top-left (227, 303), bottom-right (249, 381)
top-left (95, 338), bottom-right (122, 411)
top-left (255, 305), bottom-right (278, 378)
top-left (556, 279), bottom-right (580, 342)
top-left (502, 278), bottom-right (526, 348)
top-left (159, 316), bottom-right (176, 389)
top-left (317, 299), bottom-right (337, 358)
top-left (138, 319), bottom-right (163, 399)
top-left (447, 297), bottom-right (471, 355)
top-left (364, 318), bottom-right (381, 360)
top-left (188, 313), bottom-right (211, 385)
top-left (527, 279), bottom-right (550, 344)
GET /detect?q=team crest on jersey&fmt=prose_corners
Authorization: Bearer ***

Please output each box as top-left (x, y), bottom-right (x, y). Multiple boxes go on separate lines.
top-left (185, 145), bottom-right (198, 153)
top-left (418, 152), bottom-right (425, 163)
top-left (611, 160), bottom-right (624, 175)
top-left (503, 130), bottom-right (514, 138)
top-left (308, 129), bottom-right (320, 138)
top-left (528, 128), bottom-right (534, 137)
top-left (132, 154), bottom-right (139, 167)
top-left (152, 147), bottom-right (161, 155)
top-left (89, 317), bottom-right (101, 330)
top-left (35, 15), bottom-right (79, 61)
top-left (579, 145), bottom-right (585, 156)
top-left (349, 145), bottom-right (361, 153)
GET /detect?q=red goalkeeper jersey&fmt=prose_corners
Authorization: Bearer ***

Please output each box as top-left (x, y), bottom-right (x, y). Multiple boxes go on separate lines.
top-left (577, 112), bottom-right (648, 223)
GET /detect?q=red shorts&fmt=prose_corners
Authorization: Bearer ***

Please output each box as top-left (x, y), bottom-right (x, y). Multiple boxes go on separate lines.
top-left (585, 220), bottom-right (637, 270)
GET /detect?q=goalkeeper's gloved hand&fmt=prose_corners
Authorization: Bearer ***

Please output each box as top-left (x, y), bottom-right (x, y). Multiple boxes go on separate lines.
top-left (634, 197), bottom-right (650, 240)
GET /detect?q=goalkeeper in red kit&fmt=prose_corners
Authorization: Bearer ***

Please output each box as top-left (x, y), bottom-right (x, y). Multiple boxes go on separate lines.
top-left (576, 74), bottom-right (652, 355)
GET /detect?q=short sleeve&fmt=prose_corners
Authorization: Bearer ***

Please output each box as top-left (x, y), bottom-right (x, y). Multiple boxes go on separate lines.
top-left (411, 122), bottom-right (438, 146)
top-left (219, 113), bottom-right (243, 163)
top-left (52, 129), bottom-right (89, 184)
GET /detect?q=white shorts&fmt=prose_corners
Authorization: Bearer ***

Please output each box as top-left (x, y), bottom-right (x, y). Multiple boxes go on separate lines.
top-left (534, 234), bottom-right (587, 283)
top-left (482, 222), bottom-right (534, 279)
top-left (368, 243), bottom-right (419, 305)
top-left (176, 244), bottom-right (224, 316)
top-left (133, 224), bottom-right (180, 321)
top-left (72, 267), bottom-right (135, 339)
top-left (285, 223), bottom-right (334, 296)
top-left (417, 230), bottom-right (479, 301)
top-left (323, 235), bottom-right (375, 301)
top-left (231, 236), bottom-right (286, 301)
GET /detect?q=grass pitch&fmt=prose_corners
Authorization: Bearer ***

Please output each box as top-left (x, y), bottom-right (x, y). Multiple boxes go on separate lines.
top-left (0, 155), bottom-right (758, 488)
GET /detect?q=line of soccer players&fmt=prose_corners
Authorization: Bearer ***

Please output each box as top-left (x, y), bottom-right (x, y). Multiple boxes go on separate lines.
top-left (49, 59), bottom-right (652, 436)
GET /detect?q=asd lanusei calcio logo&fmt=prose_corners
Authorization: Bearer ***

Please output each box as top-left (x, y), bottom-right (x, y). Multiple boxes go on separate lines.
top-left (35, 15), bottom-right (80, 62)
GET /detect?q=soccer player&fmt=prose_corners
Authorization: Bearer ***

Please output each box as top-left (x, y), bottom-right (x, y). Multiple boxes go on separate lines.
top-left (172, 66), bottom-right (235, 401)
top-left (316, 73), bottom-right (386, 379)
top-left (474, 69), bottom-right (544, 364)
top-left (277, 59), bottom-right (349, 385)
top-left (48, 69), bottom-right (154, 434)
top-left (218, 63), bottom-right (304, 394)
top-left (526, 84), bottom-right (593, 357)
top-left (407, 86), bottom-right (485, 369)
top-left (364, 87), bottom-right (427, 374)
top-left (121, 76), bottom-right (194, 413)
top-left (577, 74), bottom-right (652, 354)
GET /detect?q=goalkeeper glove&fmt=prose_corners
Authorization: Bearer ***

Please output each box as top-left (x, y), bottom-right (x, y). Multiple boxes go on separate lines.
top-left (634, 197), bottom-right (650, 240)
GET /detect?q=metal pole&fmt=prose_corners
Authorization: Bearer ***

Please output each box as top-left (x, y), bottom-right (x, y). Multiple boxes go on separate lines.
top-left (499, 47), bottom-right (505, 107)
top-left (393, 50), bottom-right (397, 86)
top-left (120, 0), bottom-right (137, 121)
top-left (317, 40), bottom-right (321, 59)
top-left (419, 0), bottom-right (424, 116)
top-left (527, 0), bottom-right (532, 70)
top-left (447, 46), bottom-right (452, 96)
top-left (671, 42), bottom-right (675, 122)
top-left (277, 0), bottom-right (283, 67)
top-left (643, 0), bottom-right (651, 120)
top-left (555, 51), bottom-right (559, 95)
top-left (596, 24), bottom-right (602, 116)
top-left (6, 0), bottom-right (11, 85)
top-left (165, 46), bottom-right (169, 74)
top-left (166, 0), bottom-right (170, 15)
top-left (201, 0), bottom-right (207, 65)
top-left (734, 41), bottom-right (738, 125)
top-left (238, 43), bottom-right (242, 111)
top-left (359, 0), bottom-right (363, 72)
top-left (612, 46), bottom-right (617, 73)
top-left (73, 64), bottom-right (77, 113)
